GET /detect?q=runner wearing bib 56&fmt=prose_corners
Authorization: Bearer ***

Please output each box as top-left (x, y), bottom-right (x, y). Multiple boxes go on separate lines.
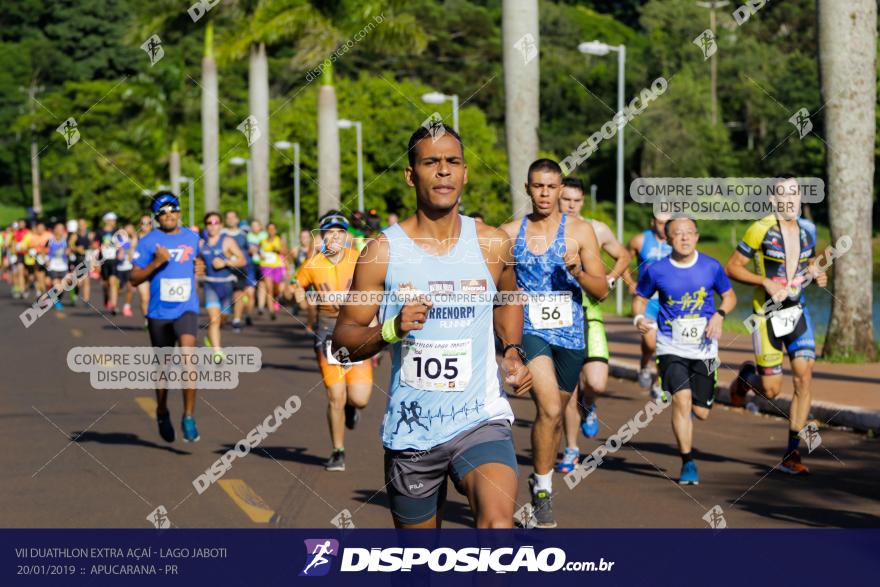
top-left (501, 160), bottom-right (607, 528)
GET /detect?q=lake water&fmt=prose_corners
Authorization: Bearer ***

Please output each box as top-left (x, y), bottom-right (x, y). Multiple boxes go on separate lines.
top-left (728, 279), bottom-right (880, 343)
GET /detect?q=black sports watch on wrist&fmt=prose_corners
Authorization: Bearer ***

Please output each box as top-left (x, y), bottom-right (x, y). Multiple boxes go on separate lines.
top-left (715, 309), bottom-right (727, 318)
top-left (502, 343), bottom-right (527, 362)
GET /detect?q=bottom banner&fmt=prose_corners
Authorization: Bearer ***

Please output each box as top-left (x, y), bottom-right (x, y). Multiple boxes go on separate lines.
top-left (2, 529), bottom-right (877, 586)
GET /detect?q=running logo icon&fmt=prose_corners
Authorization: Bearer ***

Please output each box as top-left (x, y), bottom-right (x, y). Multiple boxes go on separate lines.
top-left (56, 117), bottom-right (80, 149)
top-left (798, 423), bottom-right (822, 453)
top-left (300, 539), bottom-right (339, 577)
top-left (693, 29), bottom-right (717, 60)
top-left (702, 505), bottom-right (727, 529)
top-left (789, 108), bottom-right (813, 139)
top-left (140, 34), bottom-right (164, 66)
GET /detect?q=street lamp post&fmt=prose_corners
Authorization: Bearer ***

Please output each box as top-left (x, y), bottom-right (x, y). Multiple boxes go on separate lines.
top-left (230, 157), bottom-right (252, 219)
top-left (176, 175), bottom-right (196, 227)
top-left (578, 40), bottom-right (626, 315)
top-left (421, 91), bottom-right (459, 133)
top-left (274, 141), bottom-right (301, 236)
top-left (337, 119), bottom-right (364, 213)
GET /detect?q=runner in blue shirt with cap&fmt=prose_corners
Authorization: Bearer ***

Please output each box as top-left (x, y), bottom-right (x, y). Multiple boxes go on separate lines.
top-left (131, 192), bottom-right (205, 443)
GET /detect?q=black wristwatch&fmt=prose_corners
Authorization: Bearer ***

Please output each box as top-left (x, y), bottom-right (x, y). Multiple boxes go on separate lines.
top-left (715, 309), bottom-right (727, 318)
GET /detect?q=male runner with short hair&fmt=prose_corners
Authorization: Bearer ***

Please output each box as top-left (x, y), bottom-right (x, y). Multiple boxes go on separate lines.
top-left (500, 161), bottom-right (607, 527)
top-left (555, 177), bottom-right (631, 473)
top-left (625, 213), bottom-right (672, 398)
top-left (69, 219), bottom-right (93, 306)
top-left (633, 217), bottom-right (736, 484)
top-left (333, 124), bottom-right (533, 528)
top-left (131, 192), bottom-right (204, 442)
top-left (725, 176), bottom-right (824, 475)
top-left (224, 211), bottom-right (256, 332)
top-left (294, 211), bottom-right (373, 472)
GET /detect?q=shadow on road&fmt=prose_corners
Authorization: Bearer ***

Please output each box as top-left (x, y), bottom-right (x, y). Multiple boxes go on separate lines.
top-left (238, 445), bottom-right (326, 467)
top-left (72, 430), bottom-right (190, 455)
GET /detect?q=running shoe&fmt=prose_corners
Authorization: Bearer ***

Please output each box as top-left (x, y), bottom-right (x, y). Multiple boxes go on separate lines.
top-left (325, 449), bottom-right (346, 472)
top-left (678, 461), bottom-right (699, 485)
top-left (554, 448), bottom-right (580, 474)
top-left (181, 416), bottom-right (200, 442)
top-left (122, 304), bottom-right (133, 317)
top-left (730, 362), bottom-right (758, 408)
top-left (157, 411), bottom-right (175, 443)
top-left (581, 404), bottom-right (599, 438)
top-left (53, 301), bottom-right (64, 310)
top-left (637, 367), bottom-right (652, 389)
top-left (344, 404), bottom-right (360, 430)
top-left (779, 449), bottom-right (809, 475)
top-left (232, 319), bottom-right (242, 333)
top-left (528, 474), bottom-right (557, 528)
top-left (245, 315), bottom-right (253, 327)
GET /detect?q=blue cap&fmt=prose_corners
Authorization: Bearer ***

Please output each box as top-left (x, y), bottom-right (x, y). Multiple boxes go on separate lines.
top-left (150, 192), bottom-right (181, 216)
top-left (319, 213), bottom-right (349, 231)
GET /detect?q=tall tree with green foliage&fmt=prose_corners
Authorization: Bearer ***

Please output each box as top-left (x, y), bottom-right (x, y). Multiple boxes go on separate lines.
top-left (818, 0), bottom-right (877, 360)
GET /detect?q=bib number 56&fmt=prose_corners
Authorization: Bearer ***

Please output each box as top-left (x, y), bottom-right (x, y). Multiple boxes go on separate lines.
top-left (541, 306), bottom-right (561, 321)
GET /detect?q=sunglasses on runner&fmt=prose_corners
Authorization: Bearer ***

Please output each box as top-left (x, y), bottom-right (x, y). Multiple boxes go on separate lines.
top-left (206, 219), bottom-right (221, 226)
top-left (156, 205), bottom-right (180, 217)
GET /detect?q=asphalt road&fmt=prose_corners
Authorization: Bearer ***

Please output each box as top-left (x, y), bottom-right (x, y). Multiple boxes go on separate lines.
top-left (3, 286), bottom-right (879, 529)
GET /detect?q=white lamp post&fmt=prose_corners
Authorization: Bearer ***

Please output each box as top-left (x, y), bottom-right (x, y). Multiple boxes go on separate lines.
top-left (230, 157), bottom-right (252, 219)
top-left (337, 119), bottom-right (364, 213)
top-left (421, 91), bottom-right (459, 133)
top-left (578, 39), bottom-right (626, 315)
top-left (274, 140), bottom-right (301, 236)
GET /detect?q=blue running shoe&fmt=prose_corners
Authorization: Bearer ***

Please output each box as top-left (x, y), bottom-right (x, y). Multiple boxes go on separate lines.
top-left (54, 301), bottom-right (64, 310)
top-left (181, 416), bottom-right (200, 442)
top-left (581, 404), bottom-right (599, 438)
top-left (554, 447), bottom-right (580, 474)
top-left (679, 461), bottom-right (699, 485)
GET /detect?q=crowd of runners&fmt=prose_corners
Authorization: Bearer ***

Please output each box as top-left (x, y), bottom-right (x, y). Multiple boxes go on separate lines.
top-left (3, 123), bottom-right (828, 529)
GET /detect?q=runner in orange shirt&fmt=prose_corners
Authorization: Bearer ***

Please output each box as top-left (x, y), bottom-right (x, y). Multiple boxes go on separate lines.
top-left (293, 211), bottom-right (374, 472)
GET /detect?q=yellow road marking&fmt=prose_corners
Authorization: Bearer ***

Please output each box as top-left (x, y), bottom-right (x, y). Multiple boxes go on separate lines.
top-left (70, 328), bottom-right (83, 338)
top-left (217, 480), bottom-right (276, 523)
top-left (135, 397), bottom-right (157, 420)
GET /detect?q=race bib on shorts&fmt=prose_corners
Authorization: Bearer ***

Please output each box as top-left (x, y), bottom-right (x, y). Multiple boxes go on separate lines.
top-left (528, 294), bottom-right (573, 329)
top-left (400, 338), bottom-right (471, 391)
top-left (160, 278), bottom-right (191, 303)
top-left (769, 305), bottom-right (802, 337)
top-left (261, 251), bottom-right (278, 264)
top-left (672, 317), bottom-right (707, 345)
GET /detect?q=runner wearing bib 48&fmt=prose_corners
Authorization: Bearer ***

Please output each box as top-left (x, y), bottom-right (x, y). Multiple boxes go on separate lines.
top-left (131, 192), bottom-right (205, 444)
top-left (726, 176), bottom-right (825, 476)
top-left (634, 217), bottom-right (736, 486)
top-left (500, 160), bottom-right (607, 528)
top-left (332, 124), bottom-right (533, 529)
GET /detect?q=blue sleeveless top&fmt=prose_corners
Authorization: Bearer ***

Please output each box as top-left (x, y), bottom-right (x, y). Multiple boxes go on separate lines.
top-left (513, 215), bottom-right (584, 350)
top-left (638, 229), bottom-right (672, 269)
top-left (379, 215), bottom-right (514, 451)
top-left (201, 235), bottom-right (235, 283)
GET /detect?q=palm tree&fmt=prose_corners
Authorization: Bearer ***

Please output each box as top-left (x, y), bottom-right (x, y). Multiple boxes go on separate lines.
top-left (317, 63), bottom-right (341, 214)
top-left (202, 21), bottom-right (220, 213)
top-left (502, 0), bottom-right (540, 218)
top-left (817, 0), bottom-right (877, 360)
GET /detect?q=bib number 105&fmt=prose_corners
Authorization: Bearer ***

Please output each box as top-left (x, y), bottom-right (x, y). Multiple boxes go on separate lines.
top-left (411, 356), bottom-right (459, 380)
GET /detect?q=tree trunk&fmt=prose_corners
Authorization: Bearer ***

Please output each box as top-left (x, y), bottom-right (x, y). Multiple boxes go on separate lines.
top-left (502, 0), bottom-right (539, 218)
top-left (249, 42), bottom-right (270, 225)
top-left (30, 136), bottom-right (41, 216)
top-left (818, 0), bottom-right (877, 359)
top-left (169, 139), bottom-right (180, 197)
top-left (202, 21), bottom-right (220, 214)
top-left (317, 63), bottom-right (341, 215)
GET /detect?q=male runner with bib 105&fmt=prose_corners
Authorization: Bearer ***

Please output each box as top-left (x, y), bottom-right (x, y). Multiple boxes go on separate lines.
top-left (333, 124), bottom-right (533, 528)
